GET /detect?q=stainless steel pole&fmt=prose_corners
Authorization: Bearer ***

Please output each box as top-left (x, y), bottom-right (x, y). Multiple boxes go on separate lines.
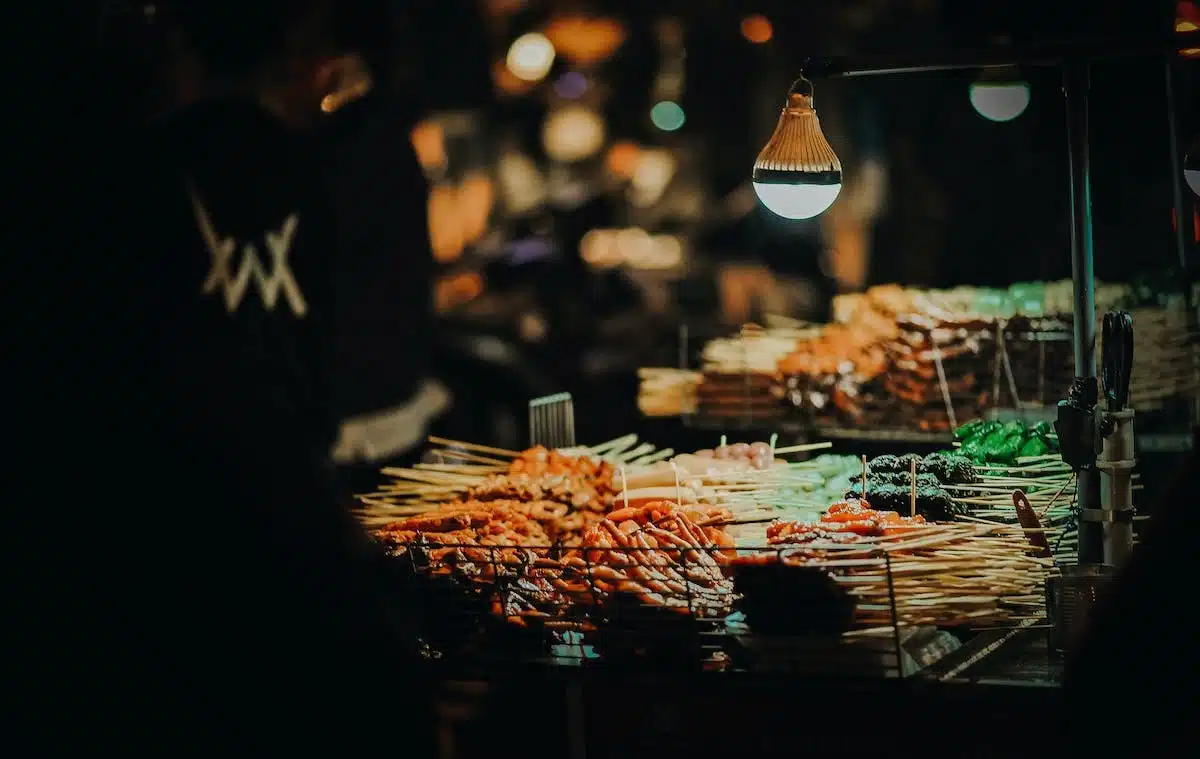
top-left (1165, 55), bottom-right (1190, 275)
top-left (1063, 59), bottom-right (1104, 564)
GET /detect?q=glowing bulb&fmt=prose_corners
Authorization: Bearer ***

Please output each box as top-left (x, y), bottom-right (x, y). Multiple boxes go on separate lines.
top-left (752, 182), bottom-right (842, 220)
top-left (507, 33), bottom-right (555, 82)
top-left (969, 67), bottom-right (1030, 122)
top-left (751, 77), bottom-right (842, 220)
top-left (650, 101), bottom-right (686, 132)
top-left (970, 82), bottom-right (1030, 122)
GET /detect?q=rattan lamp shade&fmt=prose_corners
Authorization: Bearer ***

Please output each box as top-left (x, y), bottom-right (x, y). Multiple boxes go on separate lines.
top-left (752, 78), bottom-right (843, 220)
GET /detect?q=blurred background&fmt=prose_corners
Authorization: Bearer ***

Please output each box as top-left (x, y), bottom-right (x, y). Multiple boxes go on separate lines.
top-left (81, 0), bottom-right (1199, 448)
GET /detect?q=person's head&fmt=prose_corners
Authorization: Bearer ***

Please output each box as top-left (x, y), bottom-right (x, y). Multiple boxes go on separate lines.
top-left (160, 0), bottom-right (348, 127)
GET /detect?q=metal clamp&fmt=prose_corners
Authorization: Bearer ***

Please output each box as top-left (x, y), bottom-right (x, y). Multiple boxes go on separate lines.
top-left (1080, 508), bottom-right (1137, 524)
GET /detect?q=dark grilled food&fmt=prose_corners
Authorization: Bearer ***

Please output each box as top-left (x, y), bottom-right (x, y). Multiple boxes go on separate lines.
top-left (920, 452), bottom-right (979, 484)
top-left (848, 471), bottom-right (942, 490)
top-left (843, 482), bottom-right (964, 521)
top-left (868, 452), bottom-right (976, 482)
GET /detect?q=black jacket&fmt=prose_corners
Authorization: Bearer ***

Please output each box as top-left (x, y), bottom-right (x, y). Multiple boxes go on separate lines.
top-left (51, 99), bottom-right (424, 745)
top-left (320, 93), bottom-right (435, 419)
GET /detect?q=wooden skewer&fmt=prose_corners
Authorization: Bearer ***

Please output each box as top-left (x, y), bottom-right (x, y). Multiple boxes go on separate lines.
top-left (773, 441), bottom-right (834, 454)
top-left (861, 455), bottom-right (868, 504)
top-left (631, 448), bottom-right (675, 465)
top-left (909, 458), bottom-right (918, 518)
top-left (413, 463), bottom-right (500, 473)
top-left (615, 442), bottom-right (656, 463)
top-left (422, 446), bottom-right (506, 465)
top-left (426, 435), bottom-right (521, 458)
top-left (588, 434), bottom-right (637, 456)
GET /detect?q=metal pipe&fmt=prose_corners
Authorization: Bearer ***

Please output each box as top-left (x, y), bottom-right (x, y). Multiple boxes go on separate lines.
top-left (807, 31), bottom-right (1200, 79)
top-left (1165, 55), bottom-right (1192, 277)
top-left (1063, 59), bottom-right (1104, 564)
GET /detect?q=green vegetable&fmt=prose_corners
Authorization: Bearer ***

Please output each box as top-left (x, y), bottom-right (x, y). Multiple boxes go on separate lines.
top-left (986, 432), bottom-right (1025, 465)
top-left (978, 427), bottom-right (1014, 451)
top-left (1032, 421), bottom-right (1052, 436)
top-left (1017, 436), bottom-right (1050, 459)
top-left (954, 419), bottom-right (986, 442)
top-left (999, 420), bottom-right (1026, 438)
top-left (959, 424), bottom-right (996, 460)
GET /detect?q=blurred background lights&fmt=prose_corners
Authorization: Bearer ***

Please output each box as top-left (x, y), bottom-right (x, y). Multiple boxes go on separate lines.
top-left (493, 59), bottom-right (537, 95)
top-left (581, 228), bottom-right (685, 270)
top-left (554, 71), bottom-right (588, 99)
top-left (969, 80), bottom-right (1031, 122)
top-left (497, 151), bottom-right (546, 214)
top-left (630, 149), bottom-right (677, 207)
top-left (542, 106), bottom-right (607, 163)
top-left (650, 101), bottom-right (686, 131)
top-left (740, 15), bottom-right (773, 44)
top-left (507, 32), bottom-right (556, 82)
top-left (409, 120), bottom-right (447, 175)
top-left (545, 15), bottom-right (627, 66)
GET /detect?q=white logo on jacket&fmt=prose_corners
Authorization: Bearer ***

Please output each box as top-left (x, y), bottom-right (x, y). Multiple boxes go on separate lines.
top-left (189, 183), bottom-right (309, 317)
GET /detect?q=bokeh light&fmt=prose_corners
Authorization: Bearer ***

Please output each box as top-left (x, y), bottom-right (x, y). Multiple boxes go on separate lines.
top-left (554, 71), bottom-right (588, 99)
top-left (409, 120), bottom-right (447, 174)
top-left (605, 141), bottom-right (641, 179)
top-left (492, 59), bottom-right (537, 96)
top-left (542, 106), bottom-right (607, 163)
top-left (650, 101), bottom-right (686, 132)
top-left (741, 15), bottom-right (773, 44)
top-left (545, 15), bottom-right (627, 66)
top-left (506, 33), bottom-right (556, 82)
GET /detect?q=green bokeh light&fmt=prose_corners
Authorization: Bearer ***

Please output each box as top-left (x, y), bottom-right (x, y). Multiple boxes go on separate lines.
top-left (650, 101), bottom-right (686, 132)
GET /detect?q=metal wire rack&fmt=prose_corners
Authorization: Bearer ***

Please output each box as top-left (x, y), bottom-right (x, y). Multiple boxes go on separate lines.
top-left (386, 535), bottom-right (984, 679)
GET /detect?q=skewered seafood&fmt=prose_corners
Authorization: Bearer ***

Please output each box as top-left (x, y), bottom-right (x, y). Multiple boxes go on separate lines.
top-left (508, 446), bottom-right (616, 489)
top-left (558, 505), bottom-right (738, 617)
top-left (467, 472), bottom-right (614, 512)
top-left (766, 499), bottom-right (929, 547)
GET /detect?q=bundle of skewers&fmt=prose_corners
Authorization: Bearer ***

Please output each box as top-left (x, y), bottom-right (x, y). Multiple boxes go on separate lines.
top-left (738, 505), bottom-right (1054, 631)
top-left (357, 433), bottom-right (832, 521)
top-left (367, 435), bottom-right (1058, 668)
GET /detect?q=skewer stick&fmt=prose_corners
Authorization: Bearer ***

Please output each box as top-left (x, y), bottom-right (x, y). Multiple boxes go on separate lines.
top-left (861, 455), bottom-right (868, 505)
top-left (632, 448), bottom-right (675, 465)
top-left (768, 433), bottom-right (778, 456)
top-left (587, 434), bottom-right (638, 457)
top-left (910, 459), bottom-right (918, 518)
top-left (427, 448), bottom-right (509, 466)
top-left (671, 461), bottom-right (683, 506)
top-left (426, 436), bottom-right (521, 458)
top-left (719, 434), bottom-right (727, 448)
top-left (1036, 472), bottom-right (1077, 519)
top-left (620, 466), bottom-right (629, 509)
top-left (773, 441), bottom-right (834, 455)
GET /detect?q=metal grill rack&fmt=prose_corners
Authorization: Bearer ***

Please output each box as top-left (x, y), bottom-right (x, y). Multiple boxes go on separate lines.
top-left (392, 538), bottom-right (981, 679)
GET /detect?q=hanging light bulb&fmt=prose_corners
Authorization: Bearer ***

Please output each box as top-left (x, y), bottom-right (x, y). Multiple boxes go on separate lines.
top-left (752, 77), bottom-right (842, 220)
top-left (1185, 136), bottom-right (1200, 197)
top-left (969, 66), bottom-right (1030, 122)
